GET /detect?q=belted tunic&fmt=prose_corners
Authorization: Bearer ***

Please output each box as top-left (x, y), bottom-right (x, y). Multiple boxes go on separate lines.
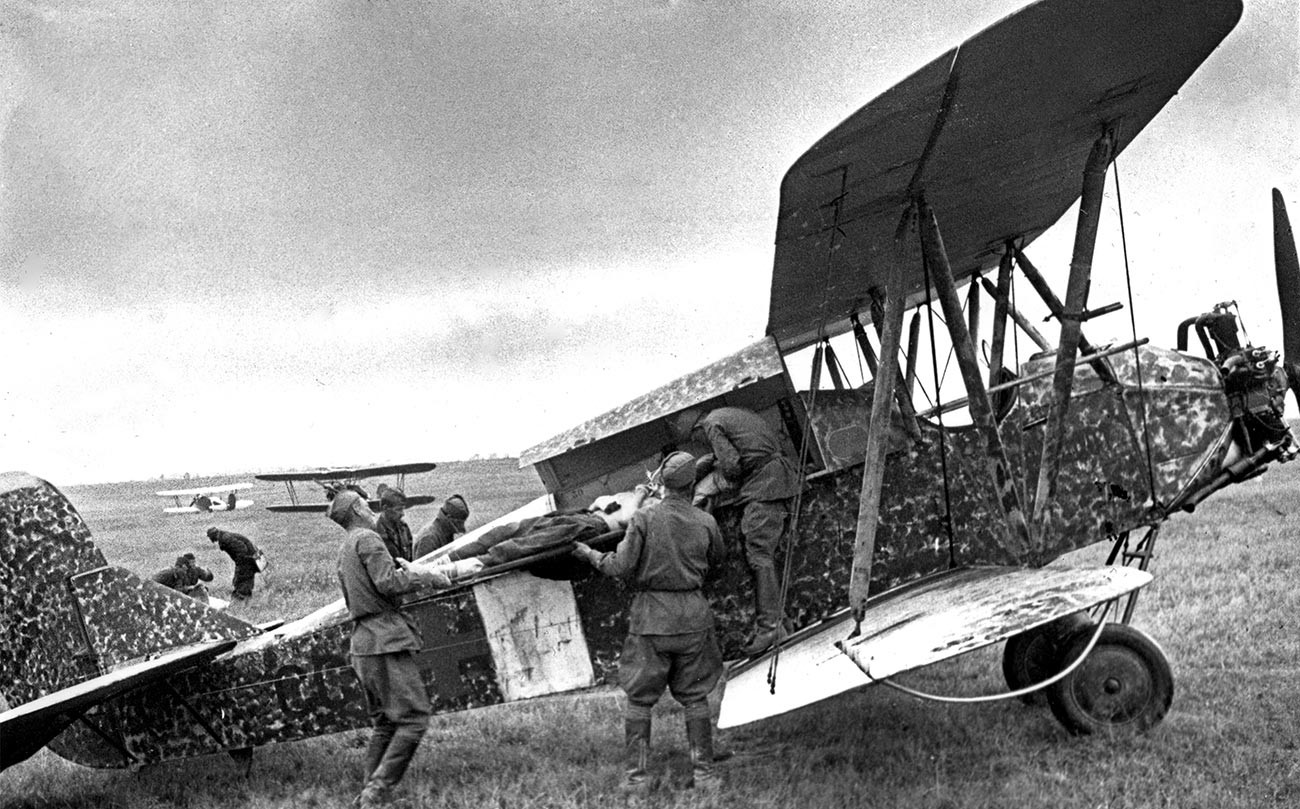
top-left (590, 494), bottom-right (726, 634)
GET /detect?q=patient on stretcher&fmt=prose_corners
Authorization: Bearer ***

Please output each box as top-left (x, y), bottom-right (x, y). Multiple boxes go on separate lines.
top-left (417, 487), bottom-right (657, 582)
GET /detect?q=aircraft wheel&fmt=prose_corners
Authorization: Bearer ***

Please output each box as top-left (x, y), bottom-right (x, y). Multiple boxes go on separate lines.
top-left (1001, 612), bottom-right (1092, 704)
top-left (1045, 623), bottom-right (1173, 736)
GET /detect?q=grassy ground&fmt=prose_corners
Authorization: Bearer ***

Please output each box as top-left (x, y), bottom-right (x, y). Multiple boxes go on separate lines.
top-left (2, 458), bottom-right (1297, 808)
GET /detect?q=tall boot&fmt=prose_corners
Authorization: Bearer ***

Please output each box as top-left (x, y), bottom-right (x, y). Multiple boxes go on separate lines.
top-left (742, 566), bottom-right (788, 656)
top-left (685, 717), bottom-right (721, 791)
top-left (363, 725), bottom-right (395, 782)
top-left (621, 717), bottom-right (652, 794)
top-left (364, 723), bottom-right (425, 796)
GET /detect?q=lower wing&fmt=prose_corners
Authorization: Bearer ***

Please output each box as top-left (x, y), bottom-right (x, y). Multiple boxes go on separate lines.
top-left (718, 565), bottom-right (1150, 729)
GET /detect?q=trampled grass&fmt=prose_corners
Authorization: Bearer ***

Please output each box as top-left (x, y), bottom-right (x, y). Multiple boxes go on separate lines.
top-left (2, 457), bottom-right (1297, 808)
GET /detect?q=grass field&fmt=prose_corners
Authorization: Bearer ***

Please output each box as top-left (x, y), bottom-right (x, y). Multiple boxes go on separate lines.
top-left (1, 457), bottom-right (1297, 808)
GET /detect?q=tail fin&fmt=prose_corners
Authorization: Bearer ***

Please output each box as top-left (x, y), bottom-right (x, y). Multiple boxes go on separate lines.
top-left (0, 472), bottom-right (261, 715)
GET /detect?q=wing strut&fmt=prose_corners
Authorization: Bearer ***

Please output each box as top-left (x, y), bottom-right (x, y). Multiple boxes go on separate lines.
top-left (904, 312), bottom-right (921, 401)
top-left (978, 276), bottom-right (1051, 351)
top-left (987, 247), bottom-right (1016, 388)
top-left (1031, 130), bottom-right (1116, 536)
top-left (848, 204), bottom-right (917, 623)
top-left (865, 295), bottom-right (924, 442)
top-left (917, 198), bottom-right (1032, 559)
top-left (1014, 248), bottom-right (1119, 386)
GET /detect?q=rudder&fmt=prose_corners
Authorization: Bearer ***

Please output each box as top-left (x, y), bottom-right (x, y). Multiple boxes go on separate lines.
top-left (0, 472), bottom-right (261, 716)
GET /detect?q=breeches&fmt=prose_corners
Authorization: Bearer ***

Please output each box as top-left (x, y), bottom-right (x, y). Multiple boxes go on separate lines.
top-left (619, 630), bottom-right (723, 711)
top-left (232, 562), bottom-right (258, 595)
top-left (739, 499), bottom-right (790, 571)
top-left (351, 651), bottom-right (433, 730)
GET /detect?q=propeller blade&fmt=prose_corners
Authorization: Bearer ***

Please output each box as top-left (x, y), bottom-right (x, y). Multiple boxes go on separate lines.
top-left (1273, 188), bottom-right (1300, 403)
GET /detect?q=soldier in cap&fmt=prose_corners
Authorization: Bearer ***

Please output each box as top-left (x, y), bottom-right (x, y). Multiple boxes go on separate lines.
top-left (412, 494), bottom-right (470, 559)
top-left (152, 552), bottom-right (215, 602)
top-left (374, 487), bottom-right (414, 562)
top-left (206, 526), bottom-right (261, 600)
top-left (572, 451), bottom-right (727, 793)
top-left (330, 489), bottom-right (451, 809)
top-left (670, 406), bottom-right (800, 656)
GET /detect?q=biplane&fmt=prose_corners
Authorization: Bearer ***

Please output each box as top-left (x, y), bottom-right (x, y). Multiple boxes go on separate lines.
top-left (254, 463), bottom-right (438, 513)
top-left (1, 0), bottom-right (1296, 776)
top-left (155, 483), bottom-right (254, 515)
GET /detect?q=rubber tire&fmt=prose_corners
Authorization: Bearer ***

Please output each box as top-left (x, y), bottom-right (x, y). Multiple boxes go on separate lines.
top-left (1045, 623), bottom-right (1173, 736)
top-left (1001, 612), bottom-right (1093, 704)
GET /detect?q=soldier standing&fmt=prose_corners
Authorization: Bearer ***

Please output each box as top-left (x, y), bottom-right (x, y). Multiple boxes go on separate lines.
top-left (330, 489), bottom-right (450, 808)
top-left (572, 451), bottom-right (727, 793)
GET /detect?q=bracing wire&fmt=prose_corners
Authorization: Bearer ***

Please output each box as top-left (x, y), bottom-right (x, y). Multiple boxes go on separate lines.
top-left (922, 255), bottom-right (958, 562)
top-left (768, 170), bottom-right (850, 689)
top-left (1113, 159), bottom-right (1160, 507)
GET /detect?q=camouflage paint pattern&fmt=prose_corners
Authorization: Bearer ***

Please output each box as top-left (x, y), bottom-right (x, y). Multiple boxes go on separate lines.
top-left (1, 473), bottom-right (110, 708)
top-left (68, 566), bottom-right (262, 670)
top-left (0, 343), bottom-right (1243, 769)
top-left (520, 337), bottom-right (787, 467)
top-left (551, 346), bottom-right (1236, 666)
top-left (45, 587), bottom-right (506, 769)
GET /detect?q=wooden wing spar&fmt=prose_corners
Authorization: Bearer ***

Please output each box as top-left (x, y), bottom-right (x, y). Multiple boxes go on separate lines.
top-left (767, 0), bottom-right (1243, 351)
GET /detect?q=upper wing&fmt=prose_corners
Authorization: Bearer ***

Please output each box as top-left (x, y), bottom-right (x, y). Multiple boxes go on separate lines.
top-left (255, 462), bottom-right (437, 482)
top-left (0, 639), bottom-right (236, 771)
top-left (718, 565), bottom-right (1150, 729)
top-left (766, 0), bottom-right (1242, 350)
top-left (156, 482), bottom-right (253, 496)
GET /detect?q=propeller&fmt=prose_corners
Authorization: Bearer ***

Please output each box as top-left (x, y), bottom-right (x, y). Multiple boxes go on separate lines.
top-left (1273, 188), bottom-right (1300, 407)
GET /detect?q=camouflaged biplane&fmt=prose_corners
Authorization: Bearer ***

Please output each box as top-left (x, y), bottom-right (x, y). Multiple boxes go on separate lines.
top-left (2, 0), bottom-right (1297, 774)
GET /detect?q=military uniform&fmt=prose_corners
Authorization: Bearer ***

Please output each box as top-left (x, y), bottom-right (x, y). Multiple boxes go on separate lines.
top-left (208, 528), bottom-right (259, 600)
top-left (337, 520), bottom-right (442, 806)
top-left (696, 407), bottom-right (800, 652)
top-left (583, 487), bottom-right (726, 790)
top-left (152, 555), bottom-right (214, 600)
top-left (412, 496), bottom-right (469, 559)
top-left (374, 511), bottom-right (414, 562)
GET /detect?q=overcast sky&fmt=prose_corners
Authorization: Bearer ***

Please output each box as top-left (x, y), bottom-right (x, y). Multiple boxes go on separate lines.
top-left (2, 0), bottom-right (1296, 485)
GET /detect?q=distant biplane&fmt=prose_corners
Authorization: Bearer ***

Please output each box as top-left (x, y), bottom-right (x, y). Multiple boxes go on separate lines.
top-left (2, 0), bottom-right (1296, 775)
top-left (155, 483), bottom-right (254, 515)
top-left (254, 463), bottom-right (438, 513)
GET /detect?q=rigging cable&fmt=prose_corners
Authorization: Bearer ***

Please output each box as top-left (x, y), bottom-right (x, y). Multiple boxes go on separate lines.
top-left (1009, 245), bottom-right (1027, 504)
top-left (768, 168), bottom-right (848, 690)
top-left (1113, 158), bottom-right (1160, 507)
top-left (922, 253), bottom-right (959, 565)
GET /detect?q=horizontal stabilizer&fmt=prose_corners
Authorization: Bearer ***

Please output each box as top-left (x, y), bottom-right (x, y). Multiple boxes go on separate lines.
top-left (718, 565), bottom-right (1150, 729)
top-left (69, 566), bottom-right (263, 669)
top-left (0, 638), bottom-right (236, 771)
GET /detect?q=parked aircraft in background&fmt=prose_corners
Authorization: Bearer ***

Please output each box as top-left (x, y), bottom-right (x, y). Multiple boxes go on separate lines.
top-left (155, 483), bottom-right (254, 515)
top-left (1, 0), bottom-right (1295, 774)
top-left (254, 462), bottom-right (437, 513)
